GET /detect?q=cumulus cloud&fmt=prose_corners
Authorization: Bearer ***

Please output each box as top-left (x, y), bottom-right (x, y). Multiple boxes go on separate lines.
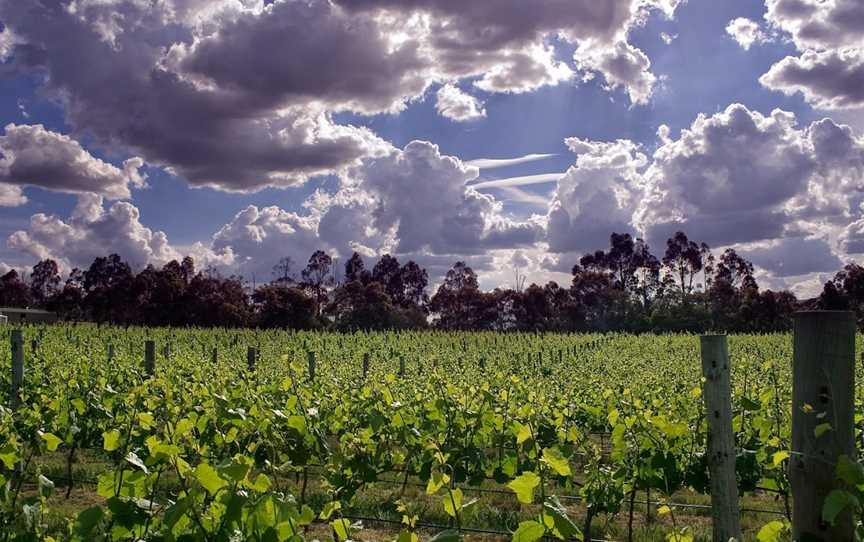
top-left (573, 40), bottom-right (656, 104)
top-left (726, 17), bottom-right (768, 50)
top-left (6, 195), bottom-right (181, 271)
top-left (347, 140), bottom-right (543, 254)
top-left (435, 84), bottom-right (486, 122)
top-left (547, 138), bottom-right (647, 252)
top-left (761, 49), bottom-right (864, 109)
top-left (0, 124), bottom-right (146, 203)
top-left (841, 217), bottom-right (864, 254)
top-left (637, 104), bottom-right (864, 248)
top-left (757, 0), bottom-right (864, 109)
top-left (764, 0), bottom-right (864, 51)
top-left (0, 184), bottom-right (26, 207)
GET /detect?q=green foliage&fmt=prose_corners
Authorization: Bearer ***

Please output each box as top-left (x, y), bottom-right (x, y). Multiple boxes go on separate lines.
top-left (0, 324), bottom-right (832, 541)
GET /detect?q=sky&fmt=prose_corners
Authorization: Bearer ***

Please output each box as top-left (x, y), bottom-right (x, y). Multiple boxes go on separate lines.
top-left (0, 0), bottom-right (863, 296)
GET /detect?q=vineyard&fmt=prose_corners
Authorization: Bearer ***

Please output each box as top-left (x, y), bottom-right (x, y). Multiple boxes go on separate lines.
top-left (0, 325), bottom-right (858, 541)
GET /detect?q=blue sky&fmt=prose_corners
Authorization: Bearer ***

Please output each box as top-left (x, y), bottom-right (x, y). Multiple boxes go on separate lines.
top-left (0, 0), bottom-right (862, 295)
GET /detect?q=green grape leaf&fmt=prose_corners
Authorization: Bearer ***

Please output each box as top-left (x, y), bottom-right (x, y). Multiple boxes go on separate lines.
top-left (426, 471), bottom-right (450, 495)
top-left (102, 430), bottom-right (121, 452)
top-left (771, 451), bottom-right (789, 467)
top-left (330, 518), bottom-right (351, 541)
top-left (823, 490), bottom-right (858, 526)
top-left (757, 520), bottom-right (788, 542)
top-left (508, 471), bottom-right (540, 504)
top-left (541, 447), bottom-right (571, 477)
top-left (512, 520), bottom-right (545, 542)
top-left (319, 501), bottom-right (341, 520)
top-left (442, 488), bottom-right (462, 518)
top-left (814, 423), bottom-right (832, 438)
top-left (194, 462), bottom-right (227, 495)
top-left (0, 443), bottom-right (18, 470)
top-left (40, 432), bottom-right (62, 452)
top-left (73, 506), bottom-right (105, 537)
top-left (515, 423), bottom-right (532, 444)
top-left (836, 455), bottom-right (864, 487)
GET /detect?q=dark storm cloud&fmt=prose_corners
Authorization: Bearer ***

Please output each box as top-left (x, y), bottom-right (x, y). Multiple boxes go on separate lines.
top-left (0, 0), bottom-right (389, 192)
top-left (179, 0), bottom-right (430, 115)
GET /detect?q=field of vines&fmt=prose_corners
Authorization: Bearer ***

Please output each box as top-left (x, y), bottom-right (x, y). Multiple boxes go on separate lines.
top-left (0, 325), bottom-right (858, 542)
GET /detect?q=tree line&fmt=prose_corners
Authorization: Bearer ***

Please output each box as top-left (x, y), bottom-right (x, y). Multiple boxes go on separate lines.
top-left (2, 230), bottom-right (863, 332)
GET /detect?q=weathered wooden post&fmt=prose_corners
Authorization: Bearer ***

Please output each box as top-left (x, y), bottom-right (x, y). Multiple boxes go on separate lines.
top-left (144, 340), bottom-right (156, 376)
top-left (10, 330), bottom-right (23, 412)
top-left (790, 311), bottom-right (856, 541)
top-left (211, 347), bottom-right (218, 364)
top-left (363, 353), bottom-right (370, 378)
top-left (107, 343), bottom-right (114, 362)
top-left (699, 335), bottom-right (742, 542)
top-left (398, 355), bottom-right (405, 377)
top-left (247, 347), bottom-right (257, 372)
top-left (307, 351), bottom-right (316, 382)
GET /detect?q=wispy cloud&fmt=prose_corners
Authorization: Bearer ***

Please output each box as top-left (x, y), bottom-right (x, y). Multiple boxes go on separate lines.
top-left (496, 186), bottom-right (553, 206)
top-left (469, 172), bottom-right (564, 189)
top-left (466, 153), bottom-right (557, 170)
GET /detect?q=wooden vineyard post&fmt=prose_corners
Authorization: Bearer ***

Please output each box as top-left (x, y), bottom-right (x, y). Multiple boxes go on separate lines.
top-left (363, 353), bottom-right (369, 379)
top-left (790, 311), bottom-right (856, 541)
top-left (107, 343), bottom-right (114, 362)
top-left (10, 330), bottom-right (23, 412)
top-left (699, 335), bottom-right (742, 542)
top-left (247, 347), bottom-right (257, 373)
top-left (399, 355), bottom-right (405, 377)
top-left (307, 351), bottom-right (316, 382)
top-left (144, 340), bottom-right (156, 377)
top-left (212, 347), bottom-right (218, 364)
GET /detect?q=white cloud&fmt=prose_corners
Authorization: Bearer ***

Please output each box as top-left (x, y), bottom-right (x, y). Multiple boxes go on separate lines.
top-left (726, 17), bottom-right (768, 50)
top-left (636, 104), bottom-right (864, 248)
top-left (469, 173), bottom-right (564, 190)
top-left (574, 40), bottom-right (656, 105)
top-left (547, 138), bottom-right (647, 252)
top-left (435, 84), bottom-right (486, 122)
top-left (7, 195), bottom-right (181, 272)
top-left (0, 124), bottom-right (146, 204)
top-left (761, 48), bottom-right (864, 109)
top-left (660, 32), bottom-right (677, 45)
top-left (0, 184), bottom-right (26, 207)
top-left (467, 153), bottom-right (557, 170)
top-left (756, 0), bottom-right (864, 109)
top-left (346, 140), bottom-right (543, 254)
